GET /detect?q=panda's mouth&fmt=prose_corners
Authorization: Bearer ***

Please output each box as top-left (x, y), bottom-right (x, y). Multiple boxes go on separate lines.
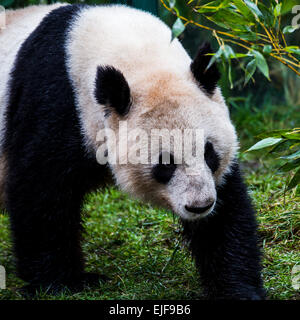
top-left (185, 202), bottom-right (214, 214)
top-left (180, 202), bottom-right (216, 220)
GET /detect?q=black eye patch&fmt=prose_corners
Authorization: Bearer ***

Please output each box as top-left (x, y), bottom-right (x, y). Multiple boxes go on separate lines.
top-left (152, 152), bottom-right (177, 184)
top-left (204, 142), bottom-right (220, 173)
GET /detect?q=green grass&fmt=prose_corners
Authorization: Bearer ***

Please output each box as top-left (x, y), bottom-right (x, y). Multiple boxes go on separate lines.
top-left (246, 164), bottom-right (300, 300)
top-left (0, 189), bottom-right (201, 300)
top-left (0, 162), bottom-right (299, 300)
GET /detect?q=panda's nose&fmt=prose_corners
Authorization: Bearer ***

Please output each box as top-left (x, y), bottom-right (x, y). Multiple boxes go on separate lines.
top-left (185, 201), bottom-right (214, 214)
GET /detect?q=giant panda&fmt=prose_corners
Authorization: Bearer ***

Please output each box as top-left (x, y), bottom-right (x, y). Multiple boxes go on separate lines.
top-left (0, 3), bottom-right (265, 299)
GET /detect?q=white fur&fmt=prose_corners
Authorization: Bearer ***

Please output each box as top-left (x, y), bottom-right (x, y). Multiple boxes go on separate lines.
top-left (66, 5), bottom-right (191, 149)
top-left (65, 5), bottom-right (238, 220)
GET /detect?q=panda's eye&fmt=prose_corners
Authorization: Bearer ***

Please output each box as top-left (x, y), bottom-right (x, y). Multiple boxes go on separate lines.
top-left (204, 141), bottom-right (220, 173)
top-left (152, 152), bottom-right (176, 184)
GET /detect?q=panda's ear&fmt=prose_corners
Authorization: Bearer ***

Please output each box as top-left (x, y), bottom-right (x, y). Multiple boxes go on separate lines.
top-left (191, 42), bottom-right (220, 96)
top-left (95, 66), bottom-right (131, 116)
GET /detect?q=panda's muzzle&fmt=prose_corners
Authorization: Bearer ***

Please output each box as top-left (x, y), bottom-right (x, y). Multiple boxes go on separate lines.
top-left (185, 201), bottom-right (214, 215)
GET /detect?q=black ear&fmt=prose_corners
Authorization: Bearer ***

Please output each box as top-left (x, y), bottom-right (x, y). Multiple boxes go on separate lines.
top-left (95, 66), bottom-right (131, 116)
top-left (191, 42), bottom-right (220, 96)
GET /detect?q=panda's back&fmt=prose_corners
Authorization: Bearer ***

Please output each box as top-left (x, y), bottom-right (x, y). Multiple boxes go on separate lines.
top-left (0, 4), bottom-right (191, 147)
top-left (0, 3), bottom-right (66, 145)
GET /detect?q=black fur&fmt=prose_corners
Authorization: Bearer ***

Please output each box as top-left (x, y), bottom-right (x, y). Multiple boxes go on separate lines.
top-left (191, 42), bottom-right (221, 96)
top-left (152, 152), bottom-right (176, 184)
top-left (95, 66), bottom-right (131, 117)
top-left (4, 5), bottom-right (108, 293)
top-left (204, 141), bottom-right (220, 173)
top-left (181, 162), bottom-right (265, 300)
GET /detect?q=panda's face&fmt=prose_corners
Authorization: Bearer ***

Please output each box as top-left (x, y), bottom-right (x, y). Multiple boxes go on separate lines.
top-left (104, 80), bottom-right (237, 221)
top-left (139, 101), bottom-right (237, 221)
top-left (95, 43), bottom-right (238, 221)
top-left (151, 143), bottom-right (218, 220)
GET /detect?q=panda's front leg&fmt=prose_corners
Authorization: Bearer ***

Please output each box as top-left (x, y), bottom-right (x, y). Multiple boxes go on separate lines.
top-left (181, 162), bottom-right (266, 300)
top-left (5, 156), bottom-right (102, 295)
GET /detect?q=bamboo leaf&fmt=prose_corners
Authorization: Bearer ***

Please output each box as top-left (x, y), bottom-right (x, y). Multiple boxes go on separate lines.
top-left (244, 59), bottom-right (257, 86)
top-left (281, 150), bottom-right (300, 160)
top-left (283, 25), bottom-right (299, 34)
top-left (223, 45), bottom-right (235, 59)
top-left (279, 159), bottom-right (300, 173)
top-left (288, 168), bottom-right (300, 190)
top-left (251, 50), bottom-right (270, 80)
top-left (196, 0), bottom-right (231, 13)
top-left (206, 46), bottom-right (223, 70)
top-left (283, 46), bottom-right (300, 55)
top-left (247, 137), bottom-right (283, 152)
top-left (206, 8), bottom-right (252, 31)
top-left (274, 3), bottom-right (282, 17)
top-left (233, 32), bottom-right (260, 41)
top-left (257, 129), bottom-right (300, 139)
top-left (234, 53), bottom-right (249, 58)
top-left (171, 18), bottom-right (185, 40)
top-left (244, 0), bottom-right (263, 20)
top-left (228, 61), bottom-right (233, 89)
top-left (269, 140), bottom-right (300, 154)
top-left (196, 1), bottom-right (218, 13)
top-left (263, 45), bottom-right (272, 55)
top-left (169, 0), bottom-right (176, 9)
top-left (255, 2), bottom-right (274, 27)
top-left (232, 0), bottom-right (256, 22)
top-left (216, 8), bottom-right (250, 25)
top-left (282, 132), bottom-right (300, 140)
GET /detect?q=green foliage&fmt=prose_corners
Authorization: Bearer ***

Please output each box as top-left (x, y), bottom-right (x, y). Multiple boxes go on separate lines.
top-left (247, 129), bottom-right (300, 190)
top-left (0, 189), bottom-right (202, 300)
top-left (0, 0), bottom-right (14, 7)
top-left (162, 0), bottom-right (300, 83)
top-left (246, 166), bottom-right (299, 300)
top-left (171, 17), bottom-right (185, 39)
top-left (0, 175), bottom-right (299, 300)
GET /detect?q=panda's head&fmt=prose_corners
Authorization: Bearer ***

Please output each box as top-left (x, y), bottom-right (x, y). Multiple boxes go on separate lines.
top-left (95, 43), bottom-right (238, 221)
